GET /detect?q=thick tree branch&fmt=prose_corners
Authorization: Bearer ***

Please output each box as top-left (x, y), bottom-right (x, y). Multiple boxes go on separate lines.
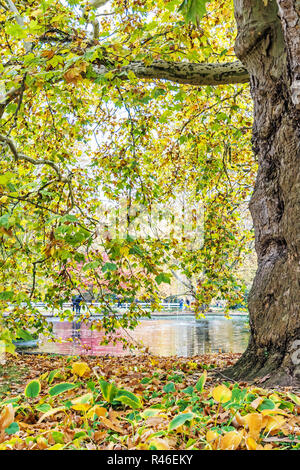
top-left (6, 0), bottom-right (249, 87)
top-left (92, 59), bottom-right (249, 86)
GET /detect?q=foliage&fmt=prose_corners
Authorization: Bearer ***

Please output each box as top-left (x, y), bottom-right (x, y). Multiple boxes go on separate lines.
top-left (0, 353), bottom-right (299, 450)
top-left (0, 0), bottom-right (255, 347)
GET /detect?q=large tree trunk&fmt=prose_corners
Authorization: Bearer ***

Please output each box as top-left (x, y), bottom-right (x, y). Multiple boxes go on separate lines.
top-left (225, 0), bottom-right (300, 386)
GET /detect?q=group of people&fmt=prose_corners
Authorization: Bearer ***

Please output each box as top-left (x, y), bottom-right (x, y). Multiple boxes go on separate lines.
top-left (71, 295), bottom-right (192, 312)
top-left (178, 298), bottom-right (190, 310)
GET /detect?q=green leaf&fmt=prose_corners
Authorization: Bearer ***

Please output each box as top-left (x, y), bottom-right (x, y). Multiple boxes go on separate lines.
top-left (49, 382), bottom-right (78, 397)
top-left (52, 431), bottom-right (65, 444)
top-left (101, 262), bottom-right (118, 272)
top-left (35, 403), bottom-right (52, 413)
top-left (163, 382), bottom-right (176, 393)
top-left (15, 328), bottom-right (35, 341)
top-left (115, 389), bottom-right (142, 409)
top-left (178, 0), bottom-right (208, 24)
top-left (5, 422), bottom-right (20, 435)
top-left (83, 261), bottom-right (100, 271)
top-left (24, 380), bottom-right (41, 398)
top-left (168, 412), bottom-right (194, 431)
top-left (195, 371), bottom-right (207, 392)
top-left (257, 398), bottom-right (276, 411)
top-left (5, 23), bottom-right (27, 39)
top-left (155, 273), bottom-right (171, 285)
top-left (48, 369), bottom-right (61, 384)
top-left (0, 172), bottom-right (14, 185)
top-left (99, 379), bottom-right (118, 403)
top-left (60, 214), bottom-right (78, 223)
top-left (0, 291), bottom-right (14, 300)
top-left (73, 431), bottom-right (88, 440)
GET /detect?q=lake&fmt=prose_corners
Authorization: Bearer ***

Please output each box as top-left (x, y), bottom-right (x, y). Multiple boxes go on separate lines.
top-left (37, 314), bottom-right (250, 357)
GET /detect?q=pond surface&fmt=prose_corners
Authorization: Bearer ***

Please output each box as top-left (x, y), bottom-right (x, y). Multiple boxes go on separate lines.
top-left (37, 314), bottom-right (250, 357)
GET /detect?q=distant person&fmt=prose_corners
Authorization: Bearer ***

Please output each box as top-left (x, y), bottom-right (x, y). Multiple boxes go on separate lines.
top-left (74, 294), bottom-right (83, 314)
top-left (72, 295), bottom-right (77, 312)
top-left (179, 298), bottom-right (183, 310)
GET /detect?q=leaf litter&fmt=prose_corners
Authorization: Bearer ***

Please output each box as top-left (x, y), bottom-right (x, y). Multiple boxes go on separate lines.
top-left (0, 353), bottom-right (299, 450)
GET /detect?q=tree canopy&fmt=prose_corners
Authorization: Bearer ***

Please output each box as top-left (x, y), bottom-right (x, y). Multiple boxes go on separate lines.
top-left (0, 0), bottom-right (256, 350)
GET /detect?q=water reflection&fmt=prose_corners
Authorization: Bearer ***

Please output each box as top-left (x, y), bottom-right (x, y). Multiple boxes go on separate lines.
top-left (38, 314), bottom-right (250, 357)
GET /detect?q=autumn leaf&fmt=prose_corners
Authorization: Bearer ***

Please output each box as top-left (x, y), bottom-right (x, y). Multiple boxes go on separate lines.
top-left (219, 430), bottom-right (243, 450)
top-left (148, 438), bottom-right (170, 450)
top-left (0, 404), bottom-right (15, 432)
top-left (72, 362), bottom-right (91, 377)
top-left (243, 413), bottom-right (263, 440)
top-left (206, 429), bottom-right (219, 442)
top-left (212, 384), bottom-right (232, 403)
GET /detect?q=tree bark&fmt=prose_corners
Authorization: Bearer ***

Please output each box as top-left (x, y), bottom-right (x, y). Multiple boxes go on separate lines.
top-left (224, 0), bottom-right (300, 386)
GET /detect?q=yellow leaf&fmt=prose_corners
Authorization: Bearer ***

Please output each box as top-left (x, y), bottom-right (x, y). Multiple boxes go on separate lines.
top-left (150, 358), bottom-right (158, 366)
top-left (235, 412), bottom-right (245, 427)
top-left (71, 393), bottom-right (93, 405)
top-left (206, 429), bottom-right (219, 442)
top-left (219, 431), bottom-right (243, 450)
top-left (48, 443), bottom-right (65, 450)
top-left (36, 437), bottom-right (48, 449)
top-left (149, 438), bottom-right (170, 450)
top-left (72, 361), bottom-right (91, 377)
top-left (127, 70), bottom-right (137, 81)
top-left (212, 384), bottom-right (232, 403)
top-left (87, 405), bottom-right (107, 419)
top-left (264, 415), bottom-right (286, 433)
top-left (105, 71), bottom-right (114, 80)
top-left (287, 392), bottom-right (300, 406)
top-left (0, 404), bottom-right (14, 431)
top-left (246, 436), bottom-right (258, 450)
top-left (38, 406), bottom-right (65, 424)
top-left (100, 416), bottom-right (125, 434)
top-left (71, 403), bottom-right (91, 412)
top-left (120, 246), bottom-right (129, 257)
top-left (244, 413), bottom-right (263, 440)
top-left (260, 408), bottom-right (289, 417)
top-left (187, 361), bottom-right (197, 370)
top-left (269, 394), bottom-right (281, 404)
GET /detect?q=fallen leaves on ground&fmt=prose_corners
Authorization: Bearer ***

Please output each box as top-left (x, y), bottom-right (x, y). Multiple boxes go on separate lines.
top-left (0, 353), bottom-right (299, 450)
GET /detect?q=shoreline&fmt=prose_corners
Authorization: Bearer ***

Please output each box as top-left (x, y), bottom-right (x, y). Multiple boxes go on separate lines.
top-left (3, 308), bottom-right (248, 319)
top-left (150, 309), bottom-right (248, 317)
top-left (40, 309), bottom-right (248, 319)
